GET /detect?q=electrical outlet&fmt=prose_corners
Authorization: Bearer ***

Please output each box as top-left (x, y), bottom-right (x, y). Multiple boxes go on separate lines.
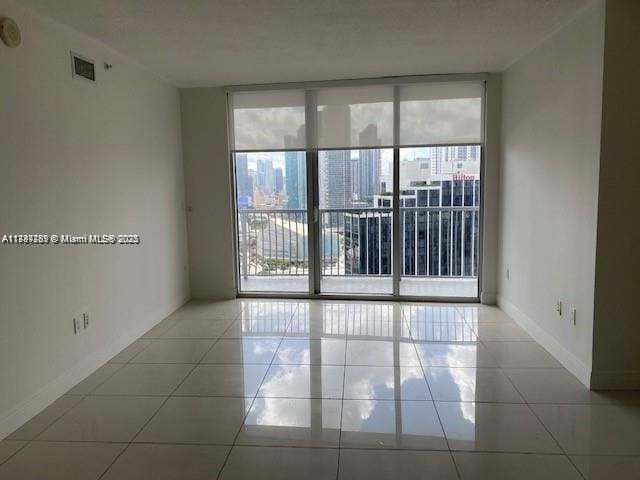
top-left (73, 317), bottom-right (81, 334)
top-left (556, 300), bottom-right (563, 316)
top-left (83, 313), bottom-right (89, 329)
top-left (571, 308), bottom-right (577, 325)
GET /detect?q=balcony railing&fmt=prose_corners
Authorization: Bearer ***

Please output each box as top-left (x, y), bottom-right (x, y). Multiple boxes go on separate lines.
top-left (237, 206), bottom-right (479, 280)
top-left (237, 209), bottom-right (309, 278)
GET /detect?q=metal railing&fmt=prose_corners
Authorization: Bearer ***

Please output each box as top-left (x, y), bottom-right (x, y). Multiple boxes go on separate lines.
top-left (237, 206), bottom-right (479, 280)
top-left (237, 209), bottom-right (309, 278)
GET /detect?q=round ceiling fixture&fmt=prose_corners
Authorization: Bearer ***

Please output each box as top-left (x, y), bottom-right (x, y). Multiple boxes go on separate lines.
top-left (1, 17), bottom-right (21, 48)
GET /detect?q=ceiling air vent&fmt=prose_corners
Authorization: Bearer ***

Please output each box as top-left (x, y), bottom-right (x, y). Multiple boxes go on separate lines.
top-left (71, 52), bottom-right (95, 82)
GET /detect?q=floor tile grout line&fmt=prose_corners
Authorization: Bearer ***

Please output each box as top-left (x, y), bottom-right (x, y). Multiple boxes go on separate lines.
top-left (498, 363), bottom-right (588, 480)
top-left (11, 394), bottom-right (88, 445)
top-left (0, 439), bottom-right (31, 469)
top-left (20, 436), bottom-right (625, 457)
top-left (79, 362), bottom-right (128, 396)
top-left (96, 357), bottom-right (204, 480)
top-left (404, 309), bottom-right (463, 480)
top-left (215, 304), bottom-right (298, 480)
top-left (96, 307), bottom-right (242, 480)
top-left (336, 321), bottom-right (349, 480)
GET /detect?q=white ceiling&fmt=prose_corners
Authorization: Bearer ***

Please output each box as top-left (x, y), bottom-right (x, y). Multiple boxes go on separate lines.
top-left (18, 0), bottom-right (591, 87)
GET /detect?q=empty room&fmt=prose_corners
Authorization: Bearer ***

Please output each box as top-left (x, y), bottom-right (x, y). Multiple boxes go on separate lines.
top-left (1, 0), bottom-right (639, 479)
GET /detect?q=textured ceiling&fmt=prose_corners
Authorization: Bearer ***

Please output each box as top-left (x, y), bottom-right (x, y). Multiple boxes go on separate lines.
top-left (17, 0), bottom-right (591, 87)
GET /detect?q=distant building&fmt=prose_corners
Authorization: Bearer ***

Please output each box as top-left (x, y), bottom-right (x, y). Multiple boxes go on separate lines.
top-left (344, 175), bottom-right (480, 278)
top-left (319, 105), bottom-right (353, 209)
top-left (235, 153), bottom-right (253, 200)
top-left (354, 124), bottom-right (382, 202)
top-left (284, 125), bottom-right (307, 209)
top-left (274, 168), bottom-right (283, 193)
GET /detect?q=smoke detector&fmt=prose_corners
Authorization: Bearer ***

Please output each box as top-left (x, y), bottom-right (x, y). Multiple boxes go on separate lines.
top-left (0, 17), bottom-right (21, 48)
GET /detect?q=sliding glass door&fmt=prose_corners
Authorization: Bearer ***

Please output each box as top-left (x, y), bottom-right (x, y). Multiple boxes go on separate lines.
top-left (229, 78), bottom-right (484, 299)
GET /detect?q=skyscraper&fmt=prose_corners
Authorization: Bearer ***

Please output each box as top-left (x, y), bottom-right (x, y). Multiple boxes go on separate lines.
top-left (235, 153), bottom-right (253, 205)
top-left (284, 125), bottom-right (306, 209)
top-left (355, 124), bottom-right (381, 203)
top-left (274, 168), bottom-right (283, 193)
top-left (256, 158), bottom-right (275, 194)
top-left (318, 105), bottom-right (352, 209)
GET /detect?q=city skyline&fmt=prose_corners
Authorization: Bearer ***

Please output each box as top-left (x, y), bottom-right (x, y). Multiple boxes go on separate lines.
top-left (235, 142), bottom-right (480, 210)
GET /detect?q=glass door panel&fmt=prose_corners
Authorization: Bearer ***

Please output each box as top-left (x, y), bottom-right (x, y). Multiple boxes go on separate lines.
top-left (317, 148), bottom-right (394, 294)
top-left (234, 151), bottom-right (309, 293)
top-left (398, 146), bottom-right (480, 298)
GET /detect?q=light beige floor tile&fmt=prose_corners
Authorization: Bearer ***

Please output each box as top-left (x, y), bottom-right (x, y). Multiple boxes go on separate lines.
top-left (457, 305), bottom-right (516, 325)
top-left (339, 449), bottom-right (458, 480)
top-left (219, 446), bottom-right (338, 480)
top-left (101, 444), bottom-right (230, 480)
top-left (236, 398), bottom-right (341, 447)
top-left (340, 400), bottom-right (447, 450)
top-left (344, 318), bottom-right (410, 340)
top-left (161, 318), bottom-right (235, 339)
top-left (0, 442), bottom-right (125, 480)
top-left (0, 441), bottom-right (25, 465)
top-left (222, 320), bottom-right (288, 339)
top-left (7, 395), bottom-right (83, 440)
top-left (570, 455), bottom-right (640, 479)
top-left (473, 323), bottom-right (532, 341)
top-left (482, 342), bottom-right (561, 368)
top-left (453, 452), bottom-right (583, 479)
top-left (504, 369), bottom-right (604, 404)
top-left (239, 302), bottom-right (298, 323)
top-left (201, 338), bottom-right (280, 364)
top-left (402, 305), bottom-right (465, 324)
top-left (109, 339), bottom-right (153, 363)
top-left (408, 321), bottom-right (478, 342)
top-left (173, 300), bottom-right (244, 321)
top-left (175, 364), bottom-right (268, 397)
top-left (93, 364), bottom-right (192, 396)
top-left (532, 403), bottom-right (640, 454)
top-left (131, 339), bottom-right (214, 364)
top-left (345, 340), bottom-right (421, 366)
top-left (141, 317), bottom-right (182, 339)
top-left (135, 396), bottom-right (250, 444)
top-left (436, 402), bottom-right (560, 453)
top-left (273, 339), bottom-right (346, 365)
top-left (37, 395), bottom-right (164, 442)
top-left (425, 367), bottom-right (523, 402)
top-left (343, 366), bottom-right (431, 400)
top-left (414, 342), bottom-right (498, 367)
top-left (67, 363), bottom-right (123, 395)
top-left (258, 365), bottom-right (344, 399)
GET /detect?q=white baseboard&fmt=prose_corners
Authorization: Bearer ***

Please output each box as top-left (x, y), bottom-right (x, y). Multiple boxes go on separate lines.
top-left (0, 295), bottom-right (189, 440)
top-left (497, 295), bottom-right (592, 388)
top-left (480, 291), bottom-right (497, 305)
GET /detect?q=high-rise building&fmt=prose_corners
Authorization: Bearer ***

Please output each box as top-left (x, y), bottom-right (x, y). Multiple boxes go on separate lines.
top-left (234, 153), bottom-right (253, 207)
top-left (274, 168), bottom-right (283, 193)
top-left (355, 124), bottom-right (381, 203)
top-left (319, 105), bottom-right (352, 209)
top-left (256, 158), bottom-right (275, 195)
top-left (284, 125), bottom-right (307, 209)
top-left (345, 176), bottom-right (480, 278)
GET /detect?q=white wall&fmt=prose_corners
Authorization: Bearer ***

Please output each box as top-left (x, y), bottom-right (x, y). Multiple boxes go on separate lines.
top-left (0, 0), bottom-right (189, 437)
top-left (480, 73), bottom-right (502, 305)
top-left (180, 88), bottom-right (236, 299)
top-left (497, 1), bottom-right (605, 386)
top-left (591, 0), bottom-right (640, 389)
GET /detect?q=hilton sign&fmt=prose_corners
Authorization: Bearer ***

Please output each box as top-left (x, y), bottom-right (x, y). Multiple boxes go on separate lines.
top-left (453, 173), bottom-right (476, 181)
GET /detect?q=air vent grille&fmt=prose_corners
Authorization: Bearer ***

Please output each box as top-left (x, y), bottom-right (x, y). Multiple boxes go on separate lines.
top-left (71, 52), bottom-right (95, 82)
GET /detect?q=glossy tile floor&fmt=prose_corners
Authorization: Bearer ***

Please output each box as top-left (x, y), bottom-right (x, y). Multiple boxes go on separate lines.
top-left (2, 299), bottom-right (640, 479)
